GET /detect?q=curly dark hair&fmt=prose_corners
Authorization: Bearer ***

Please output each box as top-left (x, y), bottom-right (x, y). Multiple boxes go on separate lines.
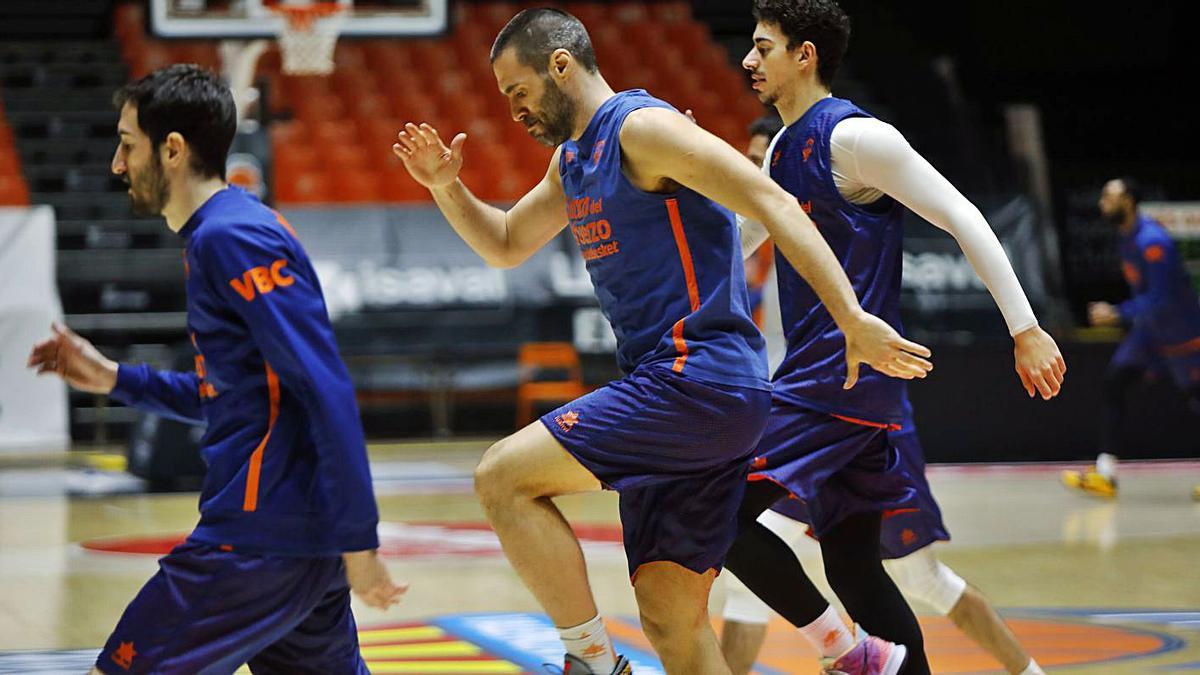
top-left (752, 0), bottom-right (851, 88)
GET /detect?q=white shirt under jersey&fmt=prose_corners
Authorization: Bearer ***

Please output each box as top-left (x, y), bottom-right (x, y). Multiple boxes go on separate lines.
top-left (742, 112), bottom-right (1039, 377)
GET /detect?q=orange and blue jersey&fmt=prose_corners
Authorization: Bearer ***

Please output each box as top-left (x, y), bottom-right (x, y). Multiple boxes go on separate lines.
top-left (558, 89), bottom-right (769, 391)
top-left (1117, 214), bottom-right (1200, 350)
top-left (768, 97), bottom-right (907, 427)
top-left (109, 186), bottom-right (379, 556)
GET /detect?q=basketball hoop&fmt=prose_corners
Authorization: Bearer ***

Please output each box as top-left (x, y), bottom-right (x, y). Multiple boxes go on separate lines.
top-left (270, 2), bottom-right (345, 76)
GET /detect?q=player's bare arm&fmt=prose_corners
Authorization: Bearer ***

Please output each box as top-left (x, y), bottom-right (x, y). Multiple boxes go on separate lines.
top-left (394, 122), bottom-right (568, 268)
top-left (618, 107), bottom-right (932, 387)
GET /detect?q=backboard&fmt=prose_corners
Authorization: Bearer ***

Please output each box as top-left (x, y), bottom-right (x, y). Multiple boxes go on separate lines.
top-left (148, 0), bottom-right (450, 39)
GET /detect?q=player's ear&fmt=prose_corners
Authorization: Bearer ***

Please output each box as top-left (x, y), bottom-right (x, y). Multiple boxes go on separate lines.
top-left (550, 48), bottom-right (572, 80)
top-left (796, 41), bottom-right (816, 69)
top-left (162, 131), bottom-right (187, 168)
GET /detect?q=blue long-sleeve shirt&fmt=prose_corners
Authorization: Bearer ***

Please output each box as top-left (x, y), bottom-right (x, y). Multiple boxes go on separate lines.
top-left (110, 186), bottom-right (379, 556)
top-left (1117, 214), bottom-right (1200, 350)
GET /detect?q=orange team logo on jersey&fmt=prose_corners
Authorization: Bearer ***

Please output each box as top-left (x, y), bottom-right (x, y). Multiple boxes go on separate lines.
top-left (802, 137), bottom-right (816, 162)
top-left (555, 410), bottom-right (581, 432)
top-left (1122, 261), bottom-right (1141, 286)
top-left (112, 641), bottom-right (136, 670)
top-left (592, 140), bottom-right (606, 165)
top-left (750, 456), bottom-right (768, 470)
top-left (565, 149), bottom-right (576, 163)
top-left (901, 528), bottom-right (918, 547)
top-left (799, 199), bottom-right (813, 214)
top-left (771, 149), bottom-right (782, 168)
top-left (230, 259), bottom-right (295, 301)
top-left (1144, 244), bottom-right (1165, 263)
top-left (823, 629), bottom-right (842, 649)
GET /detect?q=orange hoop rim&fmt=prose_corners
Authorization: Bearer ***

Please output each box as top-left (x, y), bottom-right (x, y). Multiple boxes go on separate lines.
top-left (268, 3), bottom-right (345, 30)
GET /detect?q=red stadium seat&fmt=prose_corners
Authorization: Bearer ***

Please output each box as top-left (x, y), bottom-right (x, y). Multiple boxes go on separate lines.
top-left (383, 172), bottom-right (430, 203)
top-left (0, 175), bottom-right (29, 206)
top-left (275, 170), bottom-right (333, 204)
top-left (310, 119), bottom-right (361, 147)
top-left (330, 169), bottom-right (384, 203)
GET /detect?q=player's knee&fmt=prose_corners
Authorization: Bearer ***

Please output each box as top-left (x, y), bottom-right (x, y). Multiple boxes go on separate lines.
top-left (634, 569), bottom-right (709, 642)
top-left (474, 437), bottom-right (521, 504)
top-left (884, 551), bottom-right (967, 616)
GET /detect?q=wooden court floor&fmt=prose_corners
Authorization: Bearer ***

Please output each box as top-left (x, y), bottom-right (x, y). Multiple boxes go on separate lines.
top-left (1, 442), bottom-right (1198, 673)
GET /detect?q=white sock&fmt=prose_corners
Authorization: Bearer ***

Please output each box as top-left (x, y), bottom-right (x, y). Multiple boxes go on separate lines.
top-left (798, 605), bottom-right (855, 658)
top-left (558, 615), bottom-right (616, 672)
top-left (1019, 658), bottom-right (1046, 675)
top-left (1096, 453), bottom-right (1118, 478)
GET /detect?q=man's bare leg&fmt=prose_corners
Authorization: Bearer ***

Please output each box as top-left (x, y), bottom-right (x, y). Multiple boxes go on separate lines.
top-left (719, 619), bottom-right (768, 675)
top-left (634, 561), bottom-right (730, 675)
top-left (474, 421), bottom-right (603, 627)
top-left (947, 585), bottom-right (1038, 674)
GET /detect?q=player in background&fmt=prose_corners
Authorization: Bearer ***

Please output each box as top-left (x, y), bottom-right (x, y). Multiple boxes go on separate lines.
top-left (1063, 177), bottom-right (1200, 500)
top-left (725, 2), bottom-right (1065, 674)
top-left (28, 65), bottom-right (403, 675)
top-left (715, 115), bottom-right (1046, 675)
top-left (393, 8), bottom-right (931, 674)
top-left (742, 114), bottom-right (786, 330)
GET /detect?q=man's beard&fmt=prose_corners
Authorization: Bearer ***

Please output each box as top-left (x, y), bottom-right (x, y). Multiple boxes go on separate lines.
top-left (1102, 208), bottom-right (1128, 226)
top-left (126, 152), bottom-right (170, 217)
top-left (526, 78), bottom-right (577, 147)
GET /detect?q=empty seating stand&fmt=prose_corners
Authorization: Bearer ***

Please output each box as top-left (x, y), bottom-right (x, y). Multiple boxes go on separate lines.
top-left (0, 32), bottom-right (188, 443)
top-left (112, 1), bottom-right (766, 206)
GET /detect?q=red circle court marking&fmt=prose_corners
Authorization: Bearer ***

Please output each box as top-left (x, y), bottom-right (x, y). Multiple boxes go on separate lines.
top-left (80, 521), bottom-right (625, 558)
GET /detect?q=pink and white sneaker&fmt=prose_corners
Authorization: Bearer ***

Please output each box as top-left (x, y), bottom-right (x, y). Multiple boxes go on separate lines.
top-left (820, 636), bottom-right (908, 675)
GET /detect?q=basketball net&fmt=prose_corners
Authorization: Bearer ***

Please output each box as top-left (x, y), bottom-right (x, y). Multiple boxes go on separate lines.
top-left (270, 2), bottom-right (345, 75)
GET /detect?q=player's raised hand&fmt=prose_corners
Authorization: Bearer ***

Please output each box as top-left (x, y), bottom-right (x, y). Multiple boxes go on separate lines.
top-left (342, 550), bottom-right (407, 610)
top-left (842, 311), bottom-right (933, 389)
top-left (27, 322), bottom-right (118, 394)
top-left (1013, 325), bottom-right (1066, 400)
top-left (393, 122), bottom-right (467, 189)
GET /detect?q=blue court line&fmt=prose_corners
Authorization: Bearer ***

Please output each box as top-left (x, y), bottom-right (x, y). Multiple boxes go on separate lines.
top-left (434, 612), bottom-right (667, 674)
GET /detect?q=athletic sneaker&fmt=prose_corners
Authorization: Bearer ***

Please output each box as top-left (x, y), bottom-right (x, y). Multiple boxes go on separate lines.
top-left (1060, 467), bottom-right (1118, 498)
top-left (820, 636), bottom-right (907, 675)
top-left (547, 653), bottom-right (632, 674)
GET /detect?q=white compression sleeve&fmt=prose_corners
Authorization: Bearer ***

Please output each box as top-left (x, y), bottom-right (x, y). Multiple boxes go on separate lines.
top-left (830, 117), bottom-right (1038, 336)
top-left (737, 127), bottom-right (785, 260)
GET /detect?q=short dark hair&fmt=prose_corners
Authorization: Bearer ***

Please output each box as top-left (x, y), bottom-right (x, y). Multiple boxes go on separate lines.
top-left (113, 64), bottom-right (237, 180)
top-left (1113, 176), bottom-right (1142, 205)
top-left (490, 8), bottom-right (599, 74)
top-left (752, 0), bottom-right (851, 88)
top-left (748, 113), bottom-right (784, 140)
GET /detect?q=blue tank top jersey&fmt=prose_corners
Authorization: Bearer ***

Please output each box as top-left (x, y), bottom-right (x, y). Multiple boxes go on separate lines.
top-left (769, 97), bottom-right (907, 426)
top-left (559, 89), bottom-right (768, 390)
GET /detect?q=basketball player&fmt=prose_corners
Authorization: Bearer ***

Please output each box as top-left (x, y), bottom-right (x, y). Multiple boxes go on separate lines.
top-left (393, 8), bottom-right (932, 674)
top-left (1062, 177), bottom-right (1200, 500)
top-left (717, 116), bottom-right (1045, 675)
top-left (723, 2), bottom-right (1065, 674)
top-left (27, 65), bottom-right (403, 674)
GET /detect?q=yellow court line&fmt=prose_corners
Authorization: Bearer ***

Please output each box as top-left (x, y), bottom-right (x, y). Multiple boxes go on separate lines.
top-left (367, 661), bottom-right (523, 674)
top-left (361, 641), bottom-right (482, 658)
top-left (358, 626), bottom-right (447, 644)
